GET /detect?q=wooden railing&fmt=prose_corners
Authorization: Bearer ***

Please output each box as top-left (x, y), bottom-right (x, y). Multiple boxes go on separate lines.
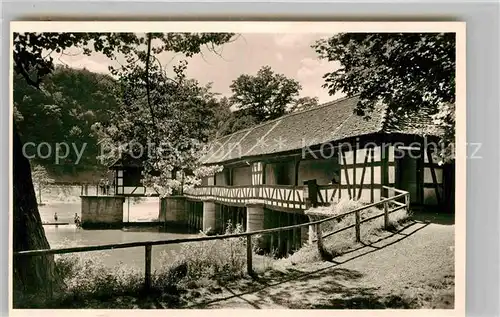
top-left (14, 186), bottom-right (409, 292)
top-left (184, 184), bottom-right (306, 209)
top-left (317, 184), bottom-right (340, 205)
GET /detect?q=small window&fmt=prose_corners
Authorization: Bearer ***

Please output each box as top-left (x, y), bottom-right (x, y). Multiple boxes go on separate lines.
top-left (123, 167), bottom-right (142, 186)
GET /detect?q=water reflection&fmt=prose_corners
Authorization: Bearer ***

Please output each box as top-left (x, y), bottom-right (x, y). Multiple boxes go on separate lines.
top-left (39, 199), bottom-right (195, 272)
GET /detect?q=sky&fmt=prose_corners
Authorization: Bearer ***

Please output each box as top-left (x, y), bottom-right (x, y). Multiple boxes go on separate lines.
top-left (54, 33), bottom-right (345, 104)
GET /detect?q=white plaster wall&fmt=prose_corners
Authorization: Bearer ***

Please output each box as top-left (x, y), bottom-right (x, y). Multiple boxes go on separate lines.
top-left (215, 172), bottom-right (226, 186)
top-left (232, 166), bottom-right (252, 186)
top-left (424, 168), bottom-right (443, 183)
top-left (298, 158), bottom-right (339, 185)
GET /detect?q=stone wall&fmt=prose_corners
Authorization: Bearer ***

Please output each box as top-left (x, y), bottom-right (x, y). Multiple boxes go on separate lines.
top-left (81, 196), bottom-right (125, 229)
top-left (158, 196), bottom-right (187, 226)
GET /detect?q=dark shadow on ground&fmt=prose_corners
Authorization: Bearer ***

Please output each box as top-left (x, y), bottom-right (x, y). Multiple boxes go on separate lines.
top-left (185, 221), bottom-right (429, 309)
top-left (33, 221), bottom-right (434, 309)
top-left (410, 211), bottom-right (454, 225)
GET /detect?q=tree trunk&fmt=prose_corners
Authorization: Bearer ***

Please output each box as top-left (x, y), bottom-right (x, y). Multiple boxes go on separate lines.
top-left (38, 185), bottom-right (42, 205)
top-left (13, 126), bottom-right (59, 304)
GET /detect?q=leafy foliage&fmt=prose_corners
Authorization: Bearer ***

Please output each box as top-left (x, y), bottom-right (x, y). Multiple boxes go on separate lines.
top-left (31, 165), bottom-right (54, 186)
top-left (290, 96), bottom-right (320, 113)
top-left (91, 33), bottom-right (235, 195)
top-left (13, 32), bottom-right (235, 89)
top-left (160, 222), bottom-right (253, 282)
top-left (31, 165), bottom-right (55, 204)
top-left (12, 32), bottom-right (236, 301)
top-left (14, 65), bottom-right (120, 179)
top-left (214, 66), bottom-right (320, 137)
top-left (313, 33), bottom-right (456, 161)
top-left (431, 102), bottom-right (455, 164)
top-left (217, 108), bottom-right (259, 136)
top-left (229, 65), bottom-right (302, 122)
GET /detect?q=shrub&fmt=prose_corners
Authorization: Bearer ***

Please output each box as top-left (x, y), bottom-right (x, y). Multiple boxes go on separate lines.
top-left (283, 199), bottom-right (411, 265)
top-left (156, 221), bottom-right (257, 283)
top-left (54, 252), bottom-right (143, 301)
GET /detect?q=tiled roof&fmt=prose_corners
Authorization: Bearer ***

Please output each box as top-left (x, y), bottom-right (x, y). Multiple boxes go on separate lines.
top-left (202, 95), bottom-right (444, 164)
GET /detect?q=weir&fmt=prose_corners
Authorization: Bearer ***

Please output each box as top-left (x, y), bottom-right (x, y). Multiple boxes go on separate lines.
top-left (80, 195), bottom-right (125, 229)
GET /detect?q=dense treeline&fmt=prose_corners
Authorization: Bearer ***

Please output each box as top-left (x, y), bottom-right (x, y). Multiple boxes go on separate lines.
top-left (14, 65), bottom-right (320, 182)
top-left (14, 65), bottom-right (120, 181)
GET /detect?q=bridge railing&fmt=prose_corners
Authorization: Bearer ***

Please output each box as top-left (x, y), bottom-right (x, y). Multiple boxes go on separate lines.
top-left (14, 186), bottom-right (409, 292)
top-left (184, 184), bottom-right (306, 210)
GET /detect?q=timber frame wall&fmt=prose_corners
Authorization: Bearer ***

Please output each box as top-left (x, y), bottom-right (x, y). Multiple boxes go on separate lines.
top-left (333, 135), bottom-right (444, 206)
top-left (187, 133), bottom-right (447, 211)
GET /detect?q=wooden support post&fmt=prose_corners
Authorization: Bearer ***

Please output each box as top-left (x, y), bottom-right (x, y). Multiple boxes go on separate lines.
top-left (383, 201), bottom-right (389, 230)
top-left (127, 197), bottom-right (130, 222)
top-left (247, 235), bottom-right (253, 276)
top-left (405, 193), bottom-right (410, 215)
top-left (145, 245), bottom-right (152, 290)
top-left (355, 210), bottom-right (361, 242)
top-left (277, 211), bottom-right (282, 254)
top-left (316, 223), bottom-right (323, 253)
top-left (308, 218), bottom-right (316, 245)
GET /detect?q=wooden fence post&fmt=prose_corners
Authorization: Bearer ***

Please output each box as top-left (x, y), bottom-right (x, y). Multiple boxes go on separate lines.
top-left (308, 217), bottom-right (316, 245)
top-left (246, 235), bottom-right (253, 276)
top-left (355, 211), bottom-right (361, 242)
top-left (405, 193), bottom-right (410, 215)
top-left (145, 245), bottom-right (152, 290)
top-left (383, 201), bottom-right (389, 230)
top-left (315, 223), bottom-right (323, 252)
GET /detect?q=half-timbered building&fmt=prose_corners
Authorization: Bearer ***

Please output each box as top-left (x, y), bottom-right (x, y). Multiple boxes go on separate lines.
top-left (181, 95), bottom-right (453, 253)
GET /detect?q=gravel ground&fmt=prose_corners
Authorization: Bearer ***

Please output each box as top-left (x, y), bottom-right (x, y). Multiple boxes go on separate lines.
top-left (192, 220), bottom-right (455, 309)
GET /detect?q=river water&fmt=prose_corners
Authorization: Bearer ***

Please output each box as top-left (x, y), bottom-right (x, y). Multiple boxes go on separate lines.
top-left (39, 198), bottom-right (196, 273)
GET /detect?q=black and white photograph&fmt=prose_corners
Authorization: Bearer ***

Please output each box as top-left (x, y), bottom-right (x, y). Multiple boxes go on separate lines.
top-left (10, 21), bottom-right (465, 313)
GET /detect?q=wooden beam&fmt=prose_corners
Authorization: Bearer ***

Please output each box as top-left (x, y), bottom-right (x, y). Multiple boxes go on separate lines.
top-left (370, 148), bottom-right (375, 203)
top-left (426, 149), bottom-right (442, 205)
top-left (353, 148), bottom-right (357, 199)
top-left (294, 158), bottom-right (300, 186)
top-left (419, 144), bottom-right (425, 204)
top-left (144, 245), bottom-right (152, 290)
top-left (357, 148), bottom-right (371, 201)
top-left (341, 150), bottom-right (352, 199)
top-left (381, 145), bottom-right (389, 198)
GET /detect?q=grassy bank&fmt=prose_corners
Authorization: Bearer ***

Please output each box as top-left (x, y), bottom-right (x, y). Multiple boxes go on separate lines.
top-left (15, 200), bottom-right (454, 309)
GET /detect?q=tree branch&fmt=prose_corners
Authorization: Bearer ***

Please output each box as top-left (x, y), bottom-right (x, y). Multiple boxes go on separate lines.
top-left (14, 60), bottom-right (41, 89)
top-left (145, 33), bottom-right (158, 135)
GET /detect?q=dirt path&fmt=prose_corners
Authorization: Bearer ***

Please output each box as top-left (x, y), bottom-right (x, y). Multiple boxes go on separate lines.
top-left (187, 220), bottom-right (455, 309)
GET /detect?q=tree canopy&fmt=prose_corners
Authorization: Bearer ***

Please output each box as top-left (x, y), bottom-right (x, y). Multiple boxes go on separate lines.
top-left (14, 65), bottom-right (121, 180)
top-left (215, 66), bottom-right (320, 137)
top-left (31, 165), bottom-right (54, 205)
top-left (313, 33), bottom-right (456, 162)
top-left (13, 33), bottom-right (235, 89)
top-left (229, 65), bottom-right (302, 122)
top-left (14, 32), bottom-right (237, 185)
top-left (12, 31), bottom-right (237, 303)
top-left (289, 96), bottom-right (320, 113)
top-left (97, 57), bottom-right (228, 195)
